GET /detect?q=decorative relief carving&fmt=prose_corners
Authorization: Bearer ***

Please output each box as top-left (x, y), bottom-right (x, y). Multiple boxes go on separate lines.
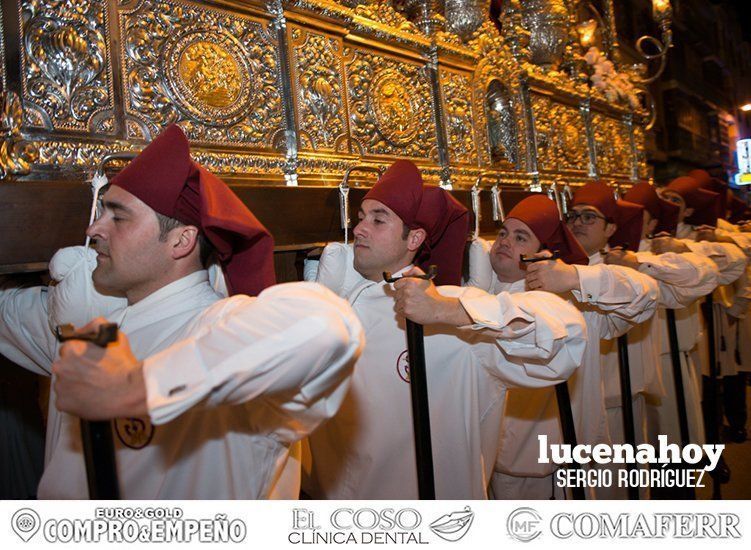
top-left (444, 0), bottom-right (489, 42)
top-left (345, 47), bottom-right (436, 158)
top-left (120, 0), bottom-right (283, 146)
top-left (469, 20), bottom-right (527, 169)
top-left (355, 0), bottom-right (417, 32)
top-left (37, 140), bottom-right (137, 169)
top-left (522, 0), bottom-right (569, 69)
top-left (370, 70), bottom-right (418, 145)
top-left (166, 32), bottom-right (251, 125)
top-left (441, 69), bottom-right (478, 165)
top-left (0, 6), bottom-right (6, 90)
top-left (291, 27), bottom-right (347, 152)
top-left (11, 0), bottom-right (650, 190)
top-left (532, 94), bottom-right (588, 172)
top-left (593, 112), bottom-right (631, 176)
top-left (0, 91), bottom-right (38, 178)
top-left (633, 124), bottom-right (648, 179)
top-left (485, 79), bottom-right (520, 167)
top-left (20, 0), bottom-right (113, 132)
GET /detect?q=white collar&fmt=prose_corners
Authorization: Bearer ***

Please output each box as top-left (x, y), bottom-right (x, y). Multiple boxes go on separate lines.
top-left (492, 277), bottom-right (526, 294)
top-left (588, 249), bottom-right (604, 265)
top-left (116, 270), bottom-right (214, 328)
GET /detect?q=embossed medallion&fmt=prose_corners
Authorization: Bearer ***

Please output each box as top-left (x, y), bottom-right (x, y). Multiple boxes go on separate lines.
top-left (369, 70), bottom-right (418, 146)
top-left (346, 48), bottom-right (436, 158)
top-left (120, 0), bottom-right (283, 146)
top-left (164, 30), bottom-right (252, 126)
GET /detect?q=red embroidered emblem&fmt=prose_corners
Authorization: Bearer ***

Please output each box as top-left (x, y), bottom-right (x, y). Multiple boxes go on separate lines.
top-left (114, 417), bottom-right (155, 450)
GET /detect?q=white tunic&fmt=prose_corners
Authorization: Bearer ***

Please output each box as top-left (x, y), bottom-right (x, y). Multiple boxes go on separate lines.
top-left (677, 223), bottom-right (749, 377)
top-left (627, 242), bottom-right (719, 401)
top-left (0, 254), bottom-right (363, 499)
top-left (628, 242), bottom-right (720, 447)
top-left (302, 243), bottom-right (587, 499)
top-left (496, 258), bottom-right (659, 478)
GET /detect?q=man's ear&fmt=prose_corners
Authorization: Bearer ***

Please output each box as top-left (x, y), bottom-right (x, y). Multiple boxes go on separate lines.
top-left (407, 228), bottom-right (428, 253)
top-left (171, 225), bottom-right (200, 260)
top-left (604, 222), bottom-right (617, 239)
top-left (684, 207), bottom-right (695, 218)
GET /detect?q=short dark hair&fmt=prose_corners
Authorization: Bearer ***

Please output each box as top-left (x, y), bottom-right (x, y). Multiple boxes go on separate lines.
top-left (155, 212), bottom-right (214, 267)
top-left (401, 222), bottom-right (411, 240)
top-left (401, 222), bottom-right (427, 265)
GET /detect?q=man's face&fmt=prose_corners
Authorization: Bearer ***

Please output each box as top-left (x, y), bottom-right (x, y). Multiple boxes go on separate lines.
top-left (659, 189), bottom-right (689, 222)
top-left (566, 205), bottom-right (615, 256)
top-left (86, 185), bottom-right (174, 302)
top-left (489, 218), bottom-right (541, 283)
top-left (352, 199), bottom-right (424, 281)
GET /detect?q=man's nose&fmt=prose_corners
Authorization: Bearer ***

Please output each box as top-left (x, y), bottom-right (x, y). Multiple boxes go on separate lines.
top-left (353, 220), bottom-right (367, 238)
top-left (86, 217), bottom-right (105, 241)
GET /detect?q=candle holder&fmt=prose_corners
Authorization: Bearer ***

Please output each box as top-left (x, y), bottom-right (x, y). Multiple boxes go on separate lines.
top-left (633, 0), bottom-right (673, 84)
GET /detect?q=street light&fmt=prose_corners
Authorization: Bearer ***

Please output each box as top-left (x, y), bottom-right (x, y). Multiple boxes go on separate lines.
top-left (741, 103), bottom-right (751, 113)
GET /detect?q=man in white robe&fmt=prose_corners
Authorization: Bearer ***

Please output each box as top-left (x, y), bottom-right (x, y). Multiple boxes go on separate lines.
top-left (302, 161), bottom-right (587, 499)
top-left (613, 181), bottom-right (720, 453)
top-left (468, 189), bottom-right (659, 499)
top-left (0, 125), bottom-right (363, 499)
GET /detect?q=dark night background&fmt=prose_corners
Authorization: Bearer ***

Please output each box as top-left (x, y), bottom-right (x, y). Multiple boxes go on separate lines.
top-left (722, 0), bottom-right (751, 41)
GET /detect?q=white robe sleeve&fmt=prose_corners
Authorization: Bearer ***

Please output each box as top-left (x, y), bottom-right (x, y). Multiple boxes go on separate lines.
top-left (304, 242), bottom-right (364, 297)
top-left (439, 286), bottom-right (587, 388)
top-left (684, 240), bottom-right (747, 286)
top-left (142, 282), bottom-right (364, 443)
top-left (726, 264), bottom-right (751, 319)
top-left (570, 263), bottom-right (660, 339)
top-left (716, 227), bottom-right (751, 256)
top-left (634, 251), bottom-right (719, 309)
top-left (46, 246), bottom-right (127, 331)
top-left (464, 237), bottom-right (495, 292)
top-left (0, 279), bottom-right (56, 375)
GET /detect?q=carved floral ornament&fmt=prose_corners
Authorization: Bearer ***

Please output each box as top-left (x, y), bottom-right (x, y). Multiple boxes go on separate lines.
top-left (1, 0), bottom-right (651, 184)
top-left (21, 0), bottom-right (112, 131)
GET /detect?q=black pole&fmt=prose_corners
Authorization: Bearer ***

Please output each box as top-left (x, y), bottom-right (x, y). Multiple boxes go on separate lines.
top-left (702, 294), bottom-right (723, 500)
top-left (555, 382), bottom-right (585, 500)
top-left (80, 420), bottom-right (120, 499)
top-left (405, 320), bottom-right (436, 500)
top-left (56, 323), bottom-right (120, 499)
top-left (666, 309), bottom-right (691, 448)
top-left (617, 334), bottom-right (640, 500)
top-left (665, 308), bottom-right (696, 500)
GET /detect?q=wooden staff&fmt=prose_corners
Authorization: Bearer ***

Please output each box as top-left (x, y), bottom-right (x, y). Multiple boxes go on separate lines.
top-left (56, 323), bottom-right (121, 499)
top-left (383, 266), bottom-right (438, 499)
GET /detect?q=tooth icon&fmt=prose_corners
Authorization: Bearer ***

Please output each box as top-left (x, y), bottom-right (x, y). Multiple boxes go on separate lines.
top-left (430, 506), bottom-right (475, 542)
top-left (12, 508), bottom-right (40, 542)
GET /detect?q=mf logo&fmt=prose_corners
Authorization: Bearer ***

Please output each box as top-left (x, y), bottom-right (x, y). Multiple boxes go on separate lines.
top-left (507, 507), bottom-right (542, 542)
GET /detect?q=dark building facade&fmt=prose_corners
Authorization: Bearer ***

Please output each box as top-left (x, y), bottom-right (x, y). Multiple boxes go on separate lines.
top-left (615, 0), bottom-right (751, 185)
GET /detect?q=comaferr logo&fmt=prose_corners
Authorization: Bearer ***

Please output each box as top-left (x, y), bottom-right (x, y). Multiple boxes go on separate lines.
top-left (507, 507), bottom-right (542, 542)
top-left (550, 512), bottom-right (742, 539)
top-left (429, 506), bottom-right (475, 542)
top-left (505, 509), bottom-right (742, 541)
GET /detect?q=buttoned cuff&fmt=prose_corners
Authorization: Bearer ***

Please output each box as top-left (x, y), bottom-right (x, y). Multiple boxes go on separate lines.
top-left (143, 339), bottom-right (211, 425)
top-left (572, 264), bottom-right (602, 303)
top-left (458, 289), bottom-right (533, 331)
top-left (635, 251), bottom-right (661, 277)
